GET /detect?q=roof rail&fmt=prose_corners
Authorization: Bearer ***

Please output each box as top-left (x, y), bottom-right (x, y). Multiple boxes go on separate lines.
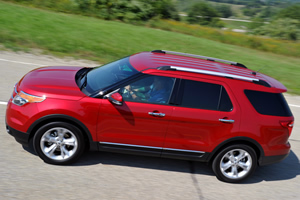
top-left (151, 50), bottom-right (247, 69)
top-left (158, 66), bottom-right (259, 83)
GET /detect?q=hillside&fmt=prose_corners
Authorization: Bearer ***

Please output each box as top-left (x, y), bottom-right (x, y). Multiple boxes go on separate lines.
top-left (0, 1), bottom-right (300, 94)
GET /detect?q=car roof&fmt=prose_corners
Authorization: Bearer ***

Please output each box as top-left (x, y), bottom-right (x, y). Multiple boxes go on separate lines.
top-left (129, 50), bottom-right (287, 92)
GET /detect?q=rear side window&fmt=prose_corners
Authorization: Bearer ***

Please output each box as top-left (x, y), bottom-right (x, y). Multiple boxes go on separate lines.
top-left (245, 90), bottom-right (292, 116)
top-left (180, 80), bottom-right (233, 111)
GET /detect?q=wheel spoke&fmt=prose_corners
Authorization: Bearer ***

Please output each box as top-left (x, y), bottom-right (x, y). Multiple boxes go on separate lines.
top-left (60, 146), bottom-right (69, 159)
top-left (237, 151), bottom-right (248, 162)
top-left (231, 166), bottom-right (238, 177)
top-left (221, 161), bottom-right (232, 171)
top-left (58, 129), bottom-right (66, 140)
top-left (224, 152), bottom-right (232, 160)
top-left (42, 135), bottom-right (56, 143)
top-left (63, 138), bottom-right (76, 146)
top-left (238, 162), bottom-right (250, 170)
top-left (45, 144), bottom-right (58, 156)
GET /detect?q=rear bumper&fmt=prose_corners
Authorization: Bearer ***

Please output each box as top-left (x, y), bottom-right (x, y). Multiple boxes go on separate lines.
top-left (6, 124), bottom-right (30, 147)
top-left (258, 151), bottom-right (289, 166)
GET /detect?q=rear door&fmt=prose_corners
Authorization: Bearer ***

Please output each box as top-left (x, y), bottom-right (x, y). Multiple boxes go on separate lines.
top-left (162, 78), bottom-right (241, 160)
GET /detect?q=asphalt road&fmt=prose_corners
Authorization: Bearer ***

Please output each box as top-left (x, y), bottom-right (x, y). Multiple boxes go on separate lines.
top-left (0, 51), bottom-right (299, 200)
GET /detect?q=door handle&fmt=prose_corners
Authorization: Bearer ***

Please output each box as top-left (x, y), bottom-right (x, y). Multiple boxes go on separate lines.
top-left (148, 112), bottom-right (165, 117)
top-left (219, 119), bottom-right (235, 123)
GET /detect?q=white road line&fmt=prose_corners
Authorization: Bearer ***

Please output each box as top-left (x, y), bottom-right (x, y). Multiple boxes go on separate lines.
top-left (289, 104), bottom-right (300, 108)
top-left (0, 101), bottom-right (7, 105)
top-left (0, 58), bottom-right (45, 66)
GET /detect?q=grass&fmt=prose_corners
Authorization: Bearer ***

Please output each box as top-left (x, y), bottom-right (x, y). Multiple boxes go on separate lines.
top-left (0, 1), bottom-right (300, 94)
top-left (221, 20), bottom-right (252, 30)
top-left (146, 19), bottom-right (300, 58)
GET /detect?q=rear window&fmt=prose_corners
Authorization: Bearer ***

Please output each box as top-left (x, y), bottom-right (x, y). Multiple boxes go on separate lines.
top-left (180, 80), bottom-right (233, 112)
top-left (245, 90), bottom-right (292, 117)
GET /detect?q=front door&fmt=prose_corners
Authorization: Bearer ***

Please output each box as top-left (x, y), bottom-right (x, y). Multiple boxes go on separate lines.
top-left (97, 75), bottom-right (176, 155)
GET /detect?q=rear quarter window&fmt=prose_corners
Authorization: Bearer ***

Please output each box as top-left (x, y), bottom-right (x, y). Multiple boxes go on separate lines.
top-left (244, 90), bottom-right (292, 117)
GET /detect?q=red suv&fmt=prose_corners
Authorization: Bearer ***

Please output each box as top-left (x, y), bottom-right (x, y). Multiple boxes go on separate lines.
top-left (6, 50), bottom-right (294, 182)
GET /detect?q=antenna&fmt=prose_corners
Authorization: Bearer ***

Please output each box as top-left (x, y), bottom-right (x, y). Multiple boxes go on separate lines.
top-left (251, 66), bottom-right (266, 75)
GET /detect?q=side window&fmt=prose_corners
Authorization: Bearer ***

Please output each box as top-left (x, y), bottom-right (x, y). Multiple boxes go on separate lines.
top-left (119, 75), bottom-right (175, 104)
top-left (245, 90), bottom-right (292, 116)
top-left (180, 79), bottom-right (233, 111)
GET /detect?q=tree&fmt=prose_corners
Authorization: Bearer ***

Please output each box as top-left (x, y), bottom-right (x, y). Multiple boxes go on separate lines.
top-left (214, 4), bottom-right (233, 18)
top-left (187, 2), bottom-right (221, 26)
top-left (277, 4), bottom-right (300, 21)
top-left (138, 0), bottom-right (180, 20)
top-left (253, 18), bottom-right (300, 40)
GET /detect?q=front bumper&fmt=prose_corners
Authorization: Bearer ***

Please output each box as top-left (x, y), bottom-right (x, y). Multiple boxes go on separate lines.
top-left (6, 124), bottom-right (30, 146)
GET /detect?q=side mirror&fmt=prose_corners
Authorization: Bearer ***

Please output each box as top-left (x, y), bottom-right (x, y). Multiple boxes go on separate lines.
top-left (108, 92), bottom-right (123, 106)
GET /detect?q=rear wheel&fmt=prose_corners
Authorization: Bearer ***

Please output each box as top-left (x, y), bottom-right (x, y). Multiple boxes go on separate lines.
top-left (33, 122), bottom-right (85, 165)
top-left (212, 145), bottom-right (257, 183)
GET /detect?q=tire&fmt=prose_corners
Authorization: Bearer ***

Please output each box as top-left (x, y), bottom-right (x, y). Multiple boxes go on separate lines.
top-left (33, 122), bottom-right (85, 165)
top-left (212, 144), bottom-right (257, 183)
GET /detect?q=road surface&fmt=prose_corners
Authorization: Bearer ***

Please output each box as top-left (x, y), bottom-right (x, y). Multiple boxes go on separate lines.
top-left (0, 50), bottom-right (299, 200)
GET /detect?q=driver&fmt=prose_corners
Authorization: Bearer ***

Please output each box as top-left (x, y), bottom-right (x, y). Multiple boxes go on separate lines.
top-left (124, 76), bottom-right (172, 104)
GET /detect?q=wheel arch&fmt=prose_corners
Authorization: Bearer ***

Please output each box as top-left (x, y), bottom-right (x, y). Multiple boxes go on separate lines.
top-left (27, 114), bottom-right (98, 151)
top-left (207, 137), bottom-right (264, 165)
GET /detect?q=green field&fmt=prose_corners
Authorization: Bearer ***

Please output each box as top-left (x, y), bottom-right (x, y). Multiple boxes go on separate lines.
top-left (1, 1), bottom-right (300, 94)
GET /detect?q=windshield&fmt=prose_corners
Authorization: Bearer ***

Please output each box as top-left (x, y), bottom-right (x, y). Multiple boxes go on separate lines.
top-left (84, 57), bottom-right (138, 93)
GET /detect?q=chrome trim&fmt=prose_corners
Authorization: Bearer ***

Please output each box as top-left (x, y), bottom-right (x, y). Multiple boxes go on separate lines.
top-left (99, 142), bottom-right (205, 154)
top-left (103, 89), bottom-right (120, 99)
top-left (20, 91), bottom-right (46, 102)
top-left (148, 112), bottom-right (166, 117)
top-left (14, 84), bottom-right (18, 94)
top-left (169, 66), bottom-right (259, 82)
top-left (162, 50), bottom-right (242, 67)
top-left (100, 142), bottom-right (162, 150)
top-left (219, 119), bottom-right (235, 123)
top-left (163, 148), bottom-right (205, 154)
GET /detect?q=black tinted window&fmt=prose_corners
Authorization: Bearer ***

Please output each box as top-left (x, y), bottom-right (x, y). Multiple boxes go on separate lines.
top-left (181, 80), bottom-right (233, 111)
top-left (219, 87), bottom-right (233, 112)
top-left (245, 90), bottom-right (292, 116)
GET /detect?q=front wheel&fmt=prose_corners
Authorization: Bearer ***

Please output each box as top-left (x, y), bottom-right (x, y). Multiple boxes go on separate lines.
top-left (33, 122), bottom-right (85, 165)
top-left (212, 145), bottom-right (257, 183)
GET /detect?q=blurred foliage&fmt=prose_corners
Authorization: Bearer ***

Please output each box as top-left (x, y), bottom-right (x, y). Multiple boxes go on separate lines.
top-left (2, 0), bottom-right (180, 22)
top-left (187, 1), bottom-right (224, 27)
top-left (146, 19), bottom-right (300, 57)
top-left (214, 4), bottom-right (233, 18)
top-left (276, 4), bottom-right (300, 21)
top-left (207, 0), bottom-right (300, 6)
top-left (253, 18), bottom-right (300, 40)
top-left (249, 4), bottom-right (300, 40)
top-left (248, 17), bottom-right (265, 30)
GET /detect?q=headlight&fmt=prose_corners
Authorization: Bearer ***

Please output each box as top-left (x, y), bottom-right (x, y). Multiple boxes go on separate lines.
top-left (12, 91), bottom-right (46, 106)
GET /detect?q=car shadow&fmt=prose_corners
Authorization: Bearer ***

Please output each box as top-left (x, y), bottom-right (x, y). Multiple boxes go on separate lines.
top-left (243, 150), bottom-right (300, 184)
top-left (76, 150), bottom-right (215, 176)
top-left (75, 150), bottom-right (300, 183)
top-left (23, 145), bottom-right (300, 183)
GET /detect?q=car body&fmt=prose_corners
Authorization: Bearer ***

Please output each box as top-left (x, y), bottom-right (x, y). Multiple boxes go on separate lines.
top-left (6, 50), bottom-right (294, 182)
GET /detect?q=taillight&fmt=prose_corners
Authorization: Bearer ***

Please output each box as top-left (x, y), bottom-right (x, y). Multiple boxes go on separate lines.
top-left (280, 121), bottom-right (294, 136)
